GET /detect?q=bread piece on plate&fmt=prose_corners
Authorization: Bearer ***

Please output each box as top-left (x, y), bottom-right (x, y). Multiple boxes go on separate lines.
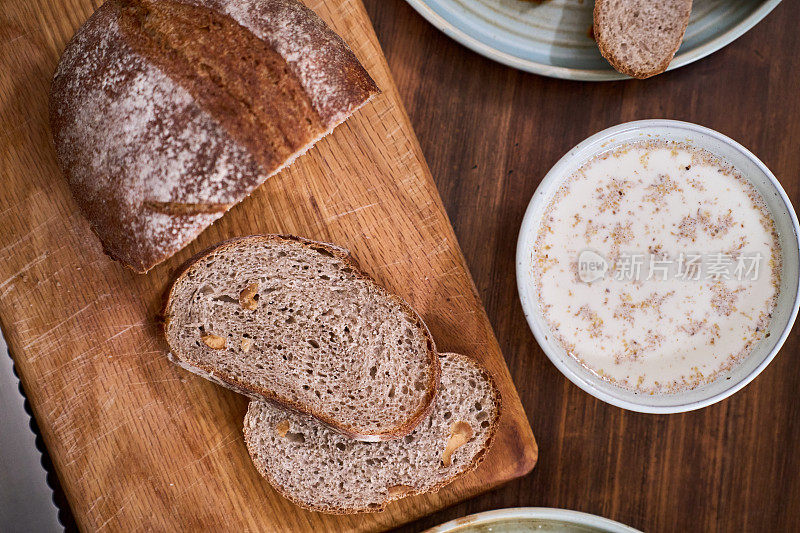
top-left (244, 353), bottom-right (501, 514)
top-left (163, 235), bottom-right (440, 442)
top-left (50, 0), bottom-right (379, 273)
top-left (594, 0), bottom-right (693, 79)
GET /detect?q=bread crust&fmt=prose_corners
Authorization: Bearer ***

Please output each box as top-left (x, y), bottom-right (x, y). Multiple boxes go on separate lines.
top-left (49, 0), bottom-right (379, 273)
top-left (163, 234), bottom-right (441, 442)
top-left (593, 0), bottom-right (693, 79)
top-left (242, 352), bottom-right (502, 514)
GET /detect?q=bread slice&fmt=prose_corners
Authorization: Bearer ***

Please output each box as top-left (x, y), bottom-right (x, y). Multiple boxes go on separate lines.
top-left (594, 0), bottom-right (693, 79)
top-left (244, 353), bottom-right (501, 514)
top-left (163, 235), bottom-right (440, 441)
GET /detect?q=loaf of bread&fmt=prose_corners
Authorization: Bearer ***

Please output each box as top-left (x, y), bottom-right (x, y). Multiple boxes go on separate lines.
top-left (594, 0), bottom-right (693, 79)
top-left (50, 0), bottom-right (379, 273)
top-left (163, 234), bottom-right (440, 441)
top-left (244, 352), bottom-right (501, 514)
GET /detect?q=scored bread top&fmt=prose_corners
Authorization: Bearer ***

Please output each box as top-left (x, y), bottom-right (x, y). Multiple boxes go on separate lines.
top-left (244, 352), bottom-right (501, 514)
top-left (164, 235), bottom-right (440, 441)
top-left (594, 0), bottom-right (693, 79)
top-left (182, 0), bottom-right (379, 126)
top-left (50, 0), bottom-right (378, 273)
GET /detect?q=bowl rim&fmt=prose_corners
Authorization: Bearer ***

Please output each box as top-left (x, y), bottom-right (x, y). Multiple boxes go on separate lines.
top-left (516, 119), bottom-right (800, 413)
top-left (423, 506), bottom-right (642, 533)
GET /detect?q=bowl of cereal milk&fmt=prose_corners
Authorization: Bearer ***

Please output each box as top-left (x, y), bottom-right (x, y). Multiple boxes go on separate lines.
top-left (517, 120), bottom-right (800, 413)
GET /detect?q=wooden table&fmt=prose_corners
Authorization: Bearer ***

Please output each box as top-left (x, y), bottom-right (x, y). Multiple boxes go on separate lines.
top-left (13, 0), bottom-right (798, 531)
top-left (361, 1), bottom-right (800, 531)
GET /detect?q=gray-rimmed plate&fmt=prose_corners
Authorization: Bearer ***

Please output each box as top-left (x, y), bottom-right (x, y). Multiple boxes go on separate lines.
top-left (424, 507), bottom-right (641, 532)
top-left (405, 0), bottom-right (781, 81)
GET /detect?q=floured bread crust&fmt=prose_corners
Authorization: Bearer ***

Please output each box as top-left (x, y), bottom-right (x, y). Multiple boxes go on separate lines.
top-left (50, 0), bottom-right (379, 272)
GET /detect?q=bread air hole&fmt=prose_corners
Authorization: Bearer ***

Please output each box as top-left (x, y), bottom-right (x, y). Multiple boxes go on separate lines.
top-left (197, 285), bottom-right (214, 297)
top-left (285, 431), bottom-right (305, 444)
top-left (310, 247), bottom-right (335, 257)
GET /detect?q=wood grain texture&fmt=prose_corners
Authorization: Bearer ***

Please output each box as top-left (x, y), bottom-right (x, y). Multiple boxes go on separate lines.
top-left (363, 1), bottom-right (800, 532)
top-left (0, 0), bottom-right (537, 531)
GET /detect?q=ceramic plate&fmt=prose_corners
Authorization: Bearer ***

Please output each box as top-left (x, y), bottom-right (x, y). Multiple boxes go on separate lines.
top-left (424, 507), bottom-right (641, 532)
top-left (405, 0), bottom-right (781, 81)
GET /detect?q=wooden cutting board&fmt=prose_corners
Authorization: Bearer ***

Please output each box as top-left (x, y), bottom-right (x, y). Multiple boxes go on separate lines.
top-left (0, 0), bottom-right (537, 530)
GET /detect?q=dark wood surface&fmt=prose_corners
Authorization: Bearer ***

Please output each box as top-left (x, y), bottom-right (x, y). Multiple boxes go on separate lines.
top-left (364, 1), bottom-right (800, 532)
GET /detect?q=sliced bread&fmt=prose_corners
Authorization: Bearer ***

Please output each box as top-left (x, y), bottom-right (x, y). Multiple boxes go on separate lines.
top-left (594, 0), bottom-right (693, 79)
top-left (163, 235), bottom-right (440, 441)
top-left (243, 353), bottom-right (501, 514)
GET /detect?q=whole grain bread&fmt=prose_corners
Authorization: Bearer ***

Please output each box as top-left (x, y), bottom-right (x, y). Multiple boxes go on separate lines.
top-left (594, 0), bottom-right (693, 79)
top-left (50, 0), bottom-right (379, 273)
top-left (164, 234), bottom-right (440, 441)
top-left (244, 352), bottom-right (501, 514)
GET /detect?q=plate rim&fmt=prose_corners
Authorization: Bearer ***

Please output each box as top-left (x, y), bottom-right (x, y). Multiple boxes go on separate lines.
top-left (423, 507), bottom-right (643, 532)
top-left (404, 0), bottom-right (782, 81)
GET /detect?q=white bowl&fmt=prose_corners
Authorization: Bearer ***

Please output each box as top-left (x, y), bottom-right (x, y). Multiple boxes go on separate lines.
top-left (516, 120), bottom-right (800, 413)
top-left (424, 507), bottom-right (641, 533)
